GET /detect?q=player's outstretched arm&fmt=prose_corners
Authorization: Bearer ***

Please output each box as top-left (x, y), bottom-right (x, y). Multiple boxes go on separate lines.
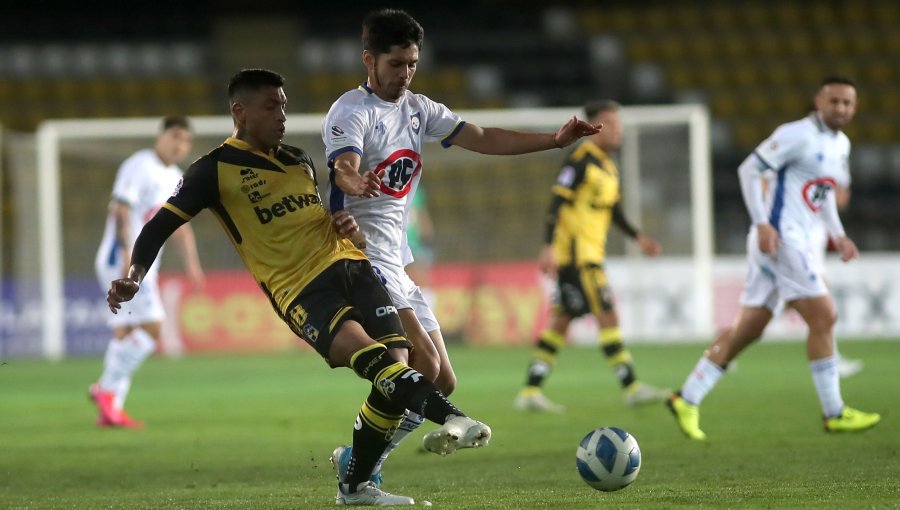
top-left (449, 117), bottom-right (600, 155)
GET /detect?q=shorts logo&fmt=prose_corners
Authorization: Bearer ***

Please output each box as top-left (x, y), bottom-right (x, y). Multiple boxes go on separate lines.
top-left (375, 305), bottom-right (397, 317)
top-left (302, 323), bottom-right (319, 343)
top-left (331, 125), bottom-right (344, 136)
top-left (373, 149), bottom-right (422, 198)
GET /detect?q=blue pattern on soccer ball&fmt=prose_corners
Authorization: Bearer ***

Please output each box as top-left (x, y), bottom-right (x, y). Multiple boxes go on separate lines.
top-left (596, 434), bottom-right (619, 473)
top-left (576, 458), bottom-right (601, 482)
top-left (623, 447), bottom-right (641, 476)
top-left (608, 426), bottom-right (629, 442)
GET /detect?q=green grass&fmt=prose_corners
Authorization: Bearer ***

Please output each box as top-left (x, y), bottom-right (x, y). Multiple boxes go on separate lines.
top-left (1, 341), bottom-right (898, 509)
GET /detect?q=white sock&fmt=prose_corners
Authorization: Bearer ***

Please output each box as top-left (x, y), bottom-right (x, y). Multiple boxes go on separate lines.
top-left (98, 338), bottom-right (128, 392)
top-left (680, 357), bottom-right (724, 406)
top-left (113, 329), bottom-right (156, 409)
top-left (809, 356), bottom-right (844, 418)
top-left (372, 411), bottom-right (425, 474)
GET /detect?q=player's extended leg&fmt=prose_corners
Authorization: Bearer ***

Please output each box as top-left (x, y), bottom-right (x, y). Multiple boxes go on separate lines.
top-left (790, 296), bottom-right (880, 432)
top-left (668, 306), bottom-right (772, 440)
top-left (330, 321), bottom-right (490, 505)
top-left (515, 311), bottom-right (569, 413)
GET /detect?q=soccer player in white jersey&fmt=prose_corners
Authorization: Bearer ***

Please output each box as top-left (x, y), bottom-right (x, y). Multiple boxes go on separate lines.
top-left (667, 76), bottom-right (880, 440)
top-left (323, 8), bottom-right (600, 488)
top-left (90, 116), bottom-right (205, 428)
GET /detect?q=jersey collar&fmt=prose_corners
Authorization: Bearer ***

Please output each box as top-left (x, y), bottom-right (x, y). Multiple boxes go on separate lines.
top-left (225, 136), bottom-right (277, 157)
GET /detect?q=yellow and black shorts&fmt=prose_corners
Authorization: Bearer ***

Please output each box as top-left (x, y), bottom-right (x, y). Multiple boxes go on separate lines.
top-left (283, 259), bottom-right (411, 365)
top-left (553, 264), bottom-right (615, 318)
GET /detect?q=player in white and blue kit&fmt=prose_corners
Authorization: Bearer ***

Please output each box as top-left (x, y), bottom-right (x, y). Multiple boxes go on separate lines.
top-left (668, 76), bottom-right (880, 440)
top-left (90, 116), bottom-right (205, 428)
top-left (323, 8), bottom-right (600, 504)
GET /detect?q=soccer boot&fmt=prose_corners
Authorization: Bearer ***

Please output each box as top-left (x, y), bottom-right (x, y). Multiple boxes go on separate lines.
top-left (666, 393), bottom-right (706, 440)
top-left (824, 406), bottom-right (881, 432)
top-left (330, 445), bottom-right (383, 487)
top-left (90, 384), bottom-right (120, 426)
top-left (623, 382), bottom-right (670, 407)
top-left (836, 355), bottom-right (864, 379)
top-left (335, 481), bottom-right (414, 506)
top-left (109, 409), bottom-right (144, 429)
top-left (514, 388), bottom-right (565, 413)
top-left (422, 415), bottom-right (491, 456)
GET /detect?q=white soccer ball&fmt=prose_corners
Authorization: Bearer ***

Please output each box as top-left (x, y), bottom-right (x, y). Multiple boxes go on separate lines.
top-left (575, 426), bottom-right (641, 492)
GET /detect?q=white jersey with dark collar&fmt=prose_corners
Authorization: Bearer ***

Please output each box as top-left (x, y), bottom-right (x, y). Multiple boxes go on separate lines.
top-left (753, 113), bottom-right (851, 247)
top-left (322, 83), bottom-right (464, 270)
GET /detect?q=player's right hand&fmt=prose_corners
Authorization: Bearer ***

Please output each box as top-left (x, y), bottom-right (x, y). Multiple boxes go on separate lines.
top-left (537, 245), bottom-right (558, 275)
top-left (335, 168), bottom-right (382, 198)
top-left (756, 223), bottom-right (779, 256)
top-left (832, 236), bottom-right (859, 262)
top-left (107, 278), bottom-right (140, 313)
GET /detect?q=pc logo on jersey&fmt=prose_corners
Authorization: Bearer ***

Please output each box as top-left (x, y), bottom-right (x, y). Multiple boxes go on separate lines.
top-left (373, 149), bottom-right (422, 198)
top-left (802, 177), bottom-right (837, 212)
top-left (410, 112), bottom-right (421, 134)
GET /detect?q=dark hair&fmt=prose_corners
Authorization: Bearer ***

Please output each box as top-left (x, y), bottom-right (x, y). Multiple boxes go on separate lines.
top-left (819, 75), bottom-right (856, 90)
top-left (583, 100), bottom-right (620, 120)
top-left (362, 8), bottom-right (424, 54)
top-left (161, 115), bottom-right (191, 132)
top-left (227, 69), bottom-right (285, 101)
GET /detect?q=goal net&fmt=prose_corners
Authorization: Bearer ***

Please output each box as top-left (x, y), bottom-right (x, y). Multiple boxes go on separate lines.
top-left (6, 105), bottom-right (711, 358)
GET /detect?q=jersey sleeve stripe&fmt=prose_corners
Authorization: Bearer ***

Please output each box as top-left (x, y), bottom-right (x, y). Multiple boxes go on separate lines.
top-left (440, 121), bottom-right (467, 148)
top-left (327, 146), bottom-right (363, 167)
top-left (162, 203), bottom-right (192, 221)
top-left (752, 150), bottom-right (776, 170)
top-left (552, 185), bottom-right (575, 200)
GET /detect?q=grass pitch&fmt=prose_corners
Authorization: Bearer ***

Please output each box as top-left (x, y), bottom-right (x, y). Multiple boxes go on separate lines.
top-left (1, 340), bottom-right (897, 509)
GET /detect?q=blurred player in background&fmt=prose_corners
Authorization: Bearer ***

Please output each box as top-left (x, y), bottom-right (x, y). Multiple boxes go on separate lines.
top-left (668, 76), bottom-right (880, 440)
top-left (107, 68), bottom-right (491, 506)
top-left (324, 8), bottom-right (600, 488)
top-left (514, 100), bottom-right (668, 413)
top-left (90, 115), bottom-right (204, 428)
top-left (808, 181), bottom-right (864, 377)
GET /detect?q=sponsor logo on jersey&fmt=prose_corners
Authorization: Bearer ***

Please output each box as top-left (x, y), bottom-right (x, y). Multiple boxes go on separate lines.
top-left (410, 112), bottom-right (421, 134)
top-left (254, 194), bottom-right (322, 224)
top-left (171, 177), bottom-right (183, 197)
top-left (375, 305), bottom-right (397, 317)
top-left (373, 149), bottom-right (422, 198)
top-left (801, 177), bottom-right (837, 212)
top-left (240, 168), bottom-right (259, 182)
top-left (247, 190), bottom-right (270, 204)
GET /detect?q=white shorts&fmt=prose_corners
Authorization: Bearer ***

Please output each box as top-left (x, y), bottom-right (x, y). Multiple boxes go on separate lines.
top-left (96, 262), bottom-right (165, 328)
top-left (370, 262), bottom-right (439, 333)
top-left (739, 228), bottom-right (828, 310)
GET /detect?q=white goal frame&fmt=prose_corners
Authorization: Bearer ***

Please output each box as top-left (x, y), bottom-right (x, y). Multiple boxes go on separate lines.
top-left (35, 105), bottom-right (711, 359)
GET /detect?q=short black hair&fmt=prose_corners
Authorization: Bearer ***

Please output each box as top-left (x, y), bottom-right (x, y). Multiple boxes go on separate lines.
top-left (161, 115), bottom-right (191, 132)
top-left (819, 75), bottom-right (856, 90)
top-left (584, 100), bottom-right (620, 120)
top-left (227, 69), bottom-right (285, 101)
top-left (362, 8), bottom-right (424, 54)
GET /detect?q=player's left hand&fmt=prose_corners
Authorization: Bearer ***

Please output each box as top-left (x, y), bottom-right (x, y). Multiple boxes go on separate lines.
top-left (832, 236), bottom-right (859, 262)
top-left (332, 210), bottom-right (359, 238)
top-left (636, 234), bottom-right (661, 256)
top-left (553, 116), bottom-right (601, 149)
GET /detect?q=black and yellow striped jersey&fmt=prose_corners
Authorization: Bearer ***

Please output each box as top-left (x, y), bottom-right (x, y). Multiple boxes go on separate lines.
top-left (548, 139), bottom-right (629, 267)
top-left (163, 137), bottom-right (366, 312)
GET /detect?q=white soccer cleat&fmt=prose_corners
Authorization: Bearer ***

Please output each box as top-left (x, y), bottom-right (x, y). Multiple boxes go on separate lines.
top-left (514, 389), bottom-right (565, 413)
top-left (837, 355), bottom-right (864, 379)
top-left (422, 415), bottom-right (491, 456)
top-left (335, 481), bottom-right (414, 506)
top-left (623, 382), bottom-right (670, 407)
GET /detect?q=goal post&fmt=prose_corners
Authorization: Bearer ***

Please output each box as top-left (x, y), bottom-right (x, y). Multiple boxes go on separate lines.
top-left (32, 104), bottom-right (712, 358)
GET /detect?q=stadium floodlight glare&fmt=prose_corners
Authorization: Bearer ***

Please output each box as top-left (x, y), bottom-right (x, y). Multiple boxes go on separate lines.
top-left (35, 105), bottom-right (711, 358)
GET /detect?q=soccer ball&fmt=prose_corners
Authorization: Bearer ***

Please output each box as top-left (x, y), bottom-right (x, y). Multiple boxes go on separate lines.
top-left (575, 426), bottom-right (641, 492)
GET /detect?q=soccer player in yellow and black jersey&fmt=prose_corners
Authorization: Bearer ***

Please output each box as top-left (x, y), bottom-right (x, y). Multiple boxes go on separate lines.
top-left (105, 69), bottom-right (490, 507)
top-left (515, 100), bottom-right (670, 413)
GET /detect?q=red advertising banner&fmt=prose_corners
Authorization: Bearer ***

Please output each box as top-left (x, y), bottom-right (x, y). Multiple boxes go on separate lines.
top-left (159, 261), bottom-right (548, 354)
